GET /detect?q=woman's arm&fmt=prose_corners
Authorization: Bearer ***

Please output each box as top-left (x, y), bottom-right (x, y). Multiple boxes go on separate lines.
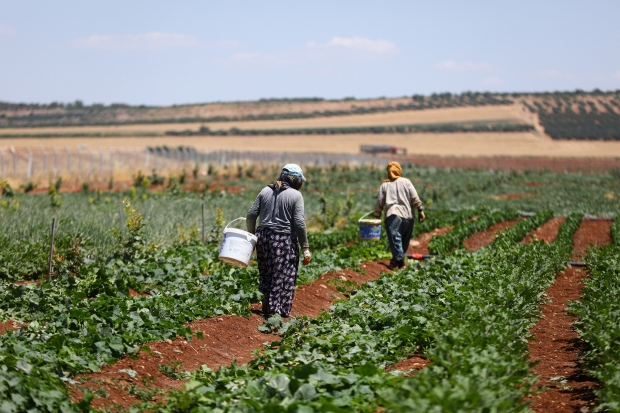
top-left (246, 192), bottom-right (262, 234)
top-left (407, 181), bottom-right (425, 221)
top-left (293, 195), bottom-right (311, 265)
top-left (292, 194), bottom-right (309, 250)
top-left (374, 184), bottom-right (386, 218)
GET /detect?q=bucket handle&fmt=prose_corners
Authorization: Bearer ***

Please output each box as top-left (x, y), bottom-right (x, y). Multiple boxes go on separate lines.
top-left (358, 211), bottom-right (377, 222)
top-left (225, 217), bottom-right (247, 230)
top-left (224, 217), bottom-right (256, 243)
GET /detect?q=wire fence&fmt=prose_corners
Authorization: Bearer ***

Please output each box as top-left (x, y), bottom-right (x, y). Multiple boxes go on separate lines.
top-left (0, 145), bottom-right (388, 183)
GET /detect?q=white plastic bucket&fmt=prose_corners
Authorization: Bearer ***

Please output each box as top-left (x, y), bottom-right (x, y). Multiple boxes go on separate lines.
top-left (218, 218), bottom-right (258, 268)
top-left (359, 212), bottom-right (382, 241)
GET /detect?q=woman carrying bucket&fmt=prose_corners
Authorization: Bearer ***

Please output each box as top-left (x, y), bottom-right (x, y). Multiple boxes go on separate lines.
top-left (374, 161), bottom-right (425, 269)
top-left (246, 164), bottom-right (311, 318)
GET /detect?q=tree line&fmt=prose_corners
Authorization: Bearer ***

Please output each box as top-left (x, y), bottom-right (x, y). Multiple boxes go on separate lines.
top-left (165, 122), bottom-right (534, 137)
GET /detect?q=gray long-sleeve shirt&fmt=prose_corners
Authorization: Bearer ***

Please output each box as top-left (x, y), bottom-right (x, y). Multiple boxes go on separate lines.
top-left (374, 177), bottom-right (424, 220)
top-left (246, 185), bottom-right (309, 250)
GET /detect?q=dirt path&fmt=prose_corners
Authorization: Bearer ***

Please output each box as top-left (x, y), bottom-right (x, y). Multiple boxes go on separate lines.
top-left (523, 217), bottom-right (566, 244)
top-left (72, 261), bottom-right (389, 410)
top-left (528, 219), bottom-right (612, 412)
top-left (462, 218), bottom-right (521, 251)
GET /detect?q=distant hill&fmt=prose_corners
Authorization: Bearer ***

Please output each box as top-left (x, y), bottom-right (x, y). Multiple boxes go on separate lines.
top-left (0, 93), bottom-right (512, 128)
top-left (1, 90), bottom-right (619, 140)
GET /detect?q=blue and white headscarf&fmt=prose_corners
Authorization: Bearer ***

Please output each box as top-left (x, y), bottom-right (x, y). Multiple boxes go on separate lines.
top-left (281, 164), bottom-right (306, 182)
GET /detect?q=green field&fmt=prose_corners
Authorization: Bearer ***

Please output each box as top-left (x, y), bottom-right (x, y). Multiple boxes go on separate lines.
top-left (0, 164), bottom-right (619, 412)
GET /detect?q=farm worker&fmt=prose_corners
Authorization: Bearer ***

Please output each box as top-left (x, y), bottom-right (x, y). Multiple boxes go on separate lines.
top-left (374, 161), bottom-right (425, 269)
top-left (247, 164), bottom-right (311, 318)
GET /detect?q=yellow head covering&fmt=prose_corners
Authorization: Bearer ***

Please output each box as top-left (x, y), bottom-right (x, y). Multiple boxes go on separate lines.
top-left (384, 161), bottom-right (402, 182)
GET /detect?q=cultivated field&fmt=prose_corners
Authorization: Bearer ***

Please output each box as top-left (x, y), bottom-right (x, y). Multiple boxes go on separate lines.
top-left (1, 165), bottom-right (619, 412)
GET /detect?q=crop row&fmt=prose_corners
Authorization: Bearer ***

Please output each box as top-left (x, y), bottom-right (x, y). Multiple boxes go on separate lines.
top-left (0, 238), bottom-right (388, 411)
top-left (148, 213), bottom-right (581, 412)
top-left (569, 217), bottom-right (620, 411)
top-left (490, 209), bottom-right (554, 245)
top-left (0, 208), bottom-right (473, 411)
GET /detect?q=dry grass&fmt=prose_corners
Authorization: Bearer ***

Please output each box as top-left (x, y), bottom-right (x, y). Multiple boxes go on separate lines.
top-left (5, 132), bottom-right (620, 158)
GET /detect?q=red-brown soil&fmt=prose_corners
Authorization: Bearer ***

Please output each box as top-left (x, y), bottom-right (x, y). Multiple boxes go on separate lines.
top-left (0, 320), bottom-right (24, 334)
top-left (398, 155), bottom-right (620, 173)
top-left (489, 193), bottom-right (533, 200)
top-left (73, 261), bottom-right (390, 410)
top-left (13, 279), bottom-right (40, 285)
top-left (128, 288), bottom-right (149, 298)
top-left (523, 217), bottom-right (566, 245)
top-left (571, 220), bottom-right (612, 260)
top-left (462, 219), bottom-right (521, 251)
top-left (527, 219), bottom-right (612, 413)
top-left (387, 355), bottom-right (431, 376)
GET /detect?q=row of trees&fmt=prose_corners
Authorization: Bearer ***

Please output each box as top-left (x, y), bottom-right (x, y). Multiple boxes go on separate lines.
top-left (166, 122), bottom-right (534, 137)
top-left (539, 112), bottom-right (620, 140)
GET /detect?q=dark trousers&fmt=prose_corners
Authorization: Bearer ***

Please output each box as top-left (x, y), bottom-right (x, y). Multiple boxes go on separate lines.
top-left (385, 214), bottom-right (414, 266)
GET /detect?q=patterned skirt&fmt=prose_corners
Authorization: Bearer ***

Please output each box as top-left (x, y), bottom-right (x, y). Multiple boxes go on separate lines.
top-left (256, 226), bottom-right (299, 317)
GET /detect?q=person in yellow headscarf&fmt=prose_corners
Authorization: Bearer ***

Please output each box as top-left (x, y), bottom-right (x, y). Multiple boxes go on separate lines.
top-left (374, 161), bottom-right (425, 269)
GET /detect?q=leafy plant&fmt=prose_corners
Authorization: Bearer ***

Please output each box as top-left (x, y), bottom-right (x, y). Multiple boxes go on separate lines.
top-left (158, 362), bottom-right (189, 380)
top-left (21, 181), bottom-right (36, 193)
top-left (49, 185), bottom-right (62, 208)
top-left (0, 180), bottom-right (15, 197)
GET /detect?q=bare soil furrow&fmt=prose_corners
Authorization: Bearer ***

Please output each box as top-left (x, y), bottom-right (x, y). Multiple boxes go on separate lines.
top-left (462, 218), bottom-right (521, 251)
top-left (523, 217), bottom-right (566, 245)
top-left (528, 219), bottom-right (612, 412)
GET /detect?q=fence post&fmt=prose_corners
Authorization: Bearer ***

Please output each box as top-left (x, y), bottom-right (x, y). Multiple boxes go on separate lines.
top-left (52, 146), bottom-right (59, 172)
top-left (77, 147), bottom-right (82, 172)
top-left (10, 146), bottom-right (17, 175)
top-left (65, 147), bottom-right (71, 172)
top-left (201, 202), bottom-right (205, 244)
top-left (145, 148), bottom-right (150, 168)
top-left (27, 147), bottom-right (33, 180)
top-left (41, 147), bottom-right (48, 171)
top-left (0, 149), bottom-right (4, 178)
top-left (47, 217), bottom-right (56, 280)
top-left (108, 148), bottom-right (114, 175)
top-left (88, 148), bottom-right (94, 177)
top-left (98, 148), bottom-right (103, 172)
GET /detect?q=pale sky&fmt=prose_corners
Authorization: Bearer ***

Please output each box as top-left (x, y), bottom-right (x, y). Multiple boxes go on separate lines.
top-left (1, 1), bottom-right (619, 105)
